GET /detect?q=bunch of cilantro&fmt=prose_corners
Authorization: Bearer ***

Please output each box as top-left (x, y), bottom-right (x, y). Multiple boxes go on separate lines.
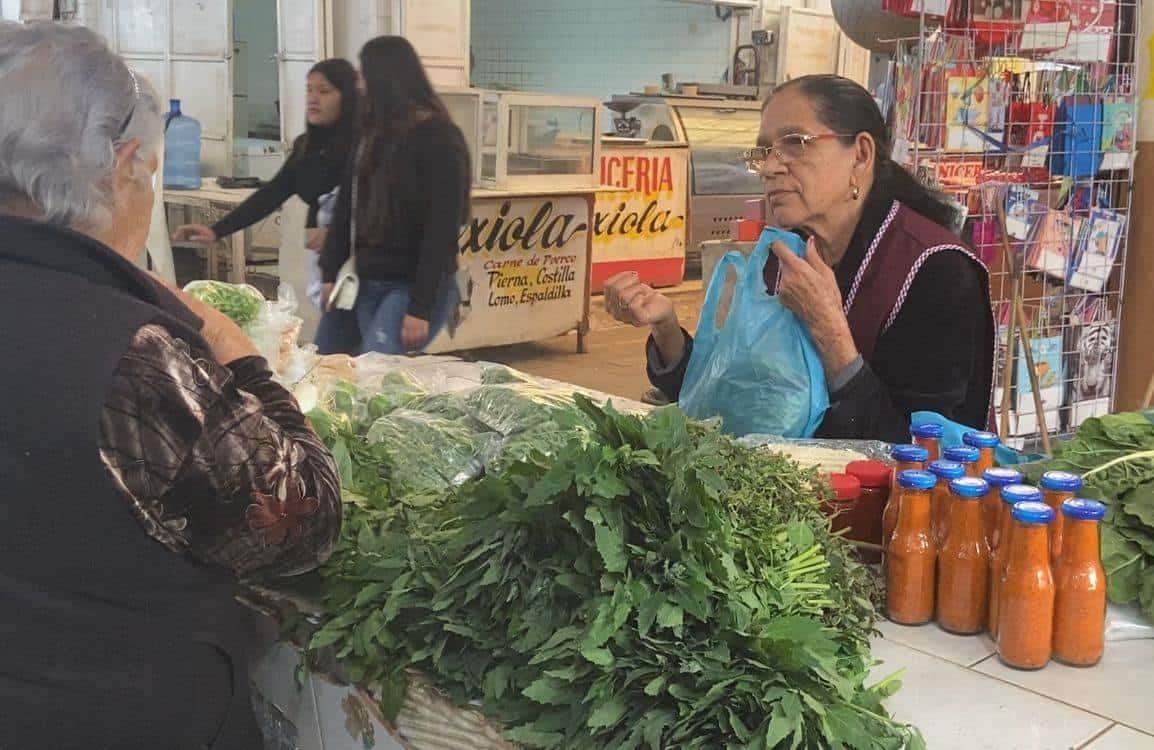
top-left (305, 396), bottom-right (922, 749)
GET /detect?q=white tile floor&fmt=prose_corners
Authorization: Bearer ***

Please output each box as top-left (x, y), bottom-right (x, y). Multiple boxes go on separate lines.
top-left (873, 620), bottom-right (1154, 750)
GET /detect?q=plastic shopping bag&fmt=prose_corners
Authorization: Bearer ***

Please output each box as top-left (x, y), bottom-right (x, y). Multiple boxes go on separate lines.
top-left (678, 228), bottom-right (828, 438)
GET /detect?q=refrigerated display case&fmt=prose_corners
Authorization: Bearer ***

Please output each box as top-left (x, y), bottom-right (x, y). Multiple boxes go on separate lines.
top-left (605, 95), bottom-right (764, 274)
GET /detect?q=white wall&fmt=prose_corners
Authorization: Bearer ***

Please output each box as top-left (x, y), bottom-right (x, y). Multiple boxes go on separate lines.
top-left (470, 0), bottom-right (734, 98)
top-left (333, 0), bottom-right (391, 61)
top-left (1, 0), bottom-right (21, 22)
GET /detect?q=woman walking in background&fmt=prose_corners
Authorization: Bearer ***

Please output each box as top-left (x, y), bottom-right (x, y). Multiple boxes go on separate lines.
top-left (319, 36), bottom-right (471, 354)
top-left (174, 58), bottom-right (361, 352)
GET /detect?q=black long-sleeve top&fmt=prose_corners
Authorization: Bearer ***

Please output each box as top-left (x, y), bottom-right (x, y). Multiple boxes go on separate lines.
top-left (648, 193), bottom-right (990, 444)
top-left (210, 129), bottom-right (346, 238)
top-left (319, 118), bottom-right (469, 320)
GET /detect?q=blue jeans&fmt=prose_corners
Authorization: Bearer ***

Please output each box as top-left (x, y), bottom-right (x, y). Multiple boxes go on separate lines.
top-left (313, 308), bottom-right (361, 355)
top-left (355, 277), bottom-right (459, 355)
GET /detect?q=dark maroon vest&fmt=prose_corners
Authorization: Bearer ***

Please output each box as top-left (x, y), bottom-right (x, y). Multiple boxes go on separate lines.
top-left (765, 201), bottom-right (996, 427)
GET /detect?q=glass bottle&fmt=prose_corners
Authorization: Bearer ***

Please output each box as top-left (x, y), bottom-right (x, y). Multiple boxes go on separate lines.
top-left (911, 422), bottom-right (943, 464)
top-left (988, 484), bottom-right (1041, 638)
top-left (936, 477), bottom-right (992, 635)
top-left (1040, 471), bottom-right (1084, 566)
top-left (883, 444), bottom-right (930, 550)
top-left (886, 469), bottom-right (938, 626)
top-left (928, 460), bottom-right (965, 548)
top-left (982, 467), bottom-right (1024, 550)
top-left (845, 460), bottom-right (891, 565)
top-left (943, 445), bottom-right (981, 478)
top-left (963, 430), bottom-right (1000, 479)
top-left (1052, 498), bottom-right (1108, 667)
top-left (997, 501), bottom-right (1055, 670)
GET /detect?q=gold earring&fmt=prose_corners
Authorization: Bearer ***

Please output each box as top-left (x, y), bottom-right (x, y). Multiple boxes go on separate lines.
top-left (851, 183), bottom-right (861, 200)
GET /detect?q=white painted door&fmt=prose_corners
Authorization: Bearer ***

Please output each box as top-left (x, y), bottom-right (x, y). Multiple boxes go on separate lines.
top-left (276, 0), bottom-right (330, 145)
top-left (111, 0), bottom-right (232, 175)
top-left (396, 0), bottom-right (469, 88)
top-left (169, 0), bottom-right (232, 174)
top-left (274, 0), bottom-right (331, 337)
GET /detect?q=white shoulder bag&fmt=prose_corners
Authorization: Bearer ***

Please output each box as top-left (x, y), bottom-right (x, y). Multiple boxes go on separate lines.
top-left (328, 143), bottom-right (363, 311)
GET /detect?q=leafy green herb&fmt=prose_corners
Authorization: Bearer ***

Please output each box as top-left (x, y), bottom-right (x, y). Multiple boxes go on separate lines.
top-left (183, 280), bottom-right (264, 328)
top-left (295, 393), bottom-right (920, 749)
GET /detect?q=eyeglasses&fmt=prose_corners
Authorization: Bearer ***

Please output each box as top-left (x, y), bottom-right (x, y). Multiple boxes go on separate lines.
top-left (115, 65), bottom-right (143, 143)
top-left (743, 132), bottom-right (856, 171)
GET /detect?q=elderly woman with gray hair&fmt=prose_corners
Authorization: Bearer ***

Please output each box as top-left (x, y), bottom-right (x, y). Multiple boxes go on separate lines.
top-left (0, 23), bottom-right (341, 748)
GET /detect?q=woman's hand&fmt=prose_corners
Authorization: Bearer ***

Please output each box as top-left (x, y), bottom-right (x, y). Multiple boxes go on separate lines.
top-left (150, 273), bottom-right (259, 365)
top-left (401, 315), bottom-right (430, 352)
top-left (305, 228), bottom-right (327, 252)
top-left (771, 238), bottom-right (859, 378)
top-left (604, 271), bottom-right (685, 366)
top-left (172, 224), bottom-right (217, 244)
top-left (320, 283), bottom-right (334, 312)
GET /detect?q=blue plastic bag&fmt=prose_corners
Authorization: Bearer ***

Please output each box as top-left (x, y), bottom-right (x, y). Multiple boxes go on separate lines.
top-left (910, 411), bottom-right (1044, 465)
top-left (679, 228), bottom-right (829, 437)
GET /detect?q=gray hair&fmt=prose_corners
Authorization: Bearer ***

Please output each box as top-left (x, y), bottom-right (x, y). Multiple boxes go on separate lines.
top-left (0, 23), bottom-right (163, 230)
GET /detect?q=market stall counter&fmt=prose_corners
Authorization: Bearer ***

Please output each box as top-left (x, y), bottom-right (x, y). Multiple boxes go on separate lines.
top-left (233, 349), bottom-right (1154, 750)
top-left (431, 185), bottom-right (608, 356)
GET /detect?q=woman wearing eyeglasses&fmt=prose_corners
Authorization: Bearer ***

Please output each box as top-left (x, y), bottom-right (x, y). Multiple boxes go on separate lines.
top-left (605, 75), bottom-right (995, 443)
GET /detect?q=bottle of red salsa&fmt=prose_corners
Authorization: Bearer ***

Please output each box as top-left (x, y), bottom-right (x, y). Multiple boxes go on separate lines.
top-left (943, 445), bottom-right (981, 478)
top-left (937, 477), bottom-right (992, 635)
top-left (886, 469), bottom-right (938, 626)
top-left (982, 467), bottom-right (1024, 550)
top-left (911, 422), bottom-right (943, 464)
top-left (963, 430), bottom-right (1000, 479)
top-left (928, 460), bottom-right (966, 548)
top-left (1040, 471), bottom-right (1084, 566)
top-left (988, 483), bottom-right (1039, 638)
top-left (882, 444), bottom-right (929, 554)
top-left (1052, 498), bottom-right (1108, 667)
top-left (845, 460), bottom-right (891, 564)
top-left (997, 500), bottom-right (1055, 670)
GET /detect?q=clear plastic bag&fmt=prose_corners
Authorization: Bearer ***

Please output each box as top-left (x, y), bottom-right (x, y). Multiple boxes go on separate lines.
top-left (464, 383), bottom-right (577, 436)
top-left (365, 409), bottom-right (490, 492)
top-left (1105, 603), bottom-right (1154, 642)
top-left (739, 435), bottom-right (892, 475)
top-left (183, 279), bottom-right (266, 330)
top-left (678, 229), bottom-right (829, 438)
top-left (248, 283), bottom-right (305, 378)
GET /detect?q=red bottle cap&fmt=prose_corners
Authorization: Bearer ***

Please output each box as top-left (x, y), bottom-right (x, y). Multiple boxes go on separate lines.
top-left (845, 460), bottom-right (892, 488)
top-left (827, 473), bottom-right (862, 501)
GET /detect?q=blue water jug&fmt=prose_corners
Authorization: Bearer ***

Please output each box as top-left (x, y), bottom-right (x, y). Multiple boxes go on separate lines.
top-left (163, 99), bottom-right (202, 190)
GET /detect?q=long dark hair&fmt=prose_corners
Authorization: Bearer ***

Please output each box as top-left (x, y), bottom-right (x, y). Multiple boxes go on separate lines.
top-left (772, 74), bottom-right (957, 230)
top-left (356, 36), bottom-right (471, 244)
top-left (296, 58), bottom-right (359, 167)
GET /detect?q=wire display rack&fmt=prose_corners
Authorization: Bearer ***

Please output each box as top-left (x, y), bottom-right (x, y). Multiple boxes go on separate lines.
top-left (875, 0), bottom-right (1138, 450)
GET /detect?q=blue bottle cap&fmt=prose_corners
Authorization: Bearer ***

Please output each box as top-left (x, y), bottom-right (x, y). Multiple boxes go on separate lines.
top-left (1011, 501), bottom-right (1054, 525)
top-left (943, 445), bottom-right (980, 464)
top-left (890, 444), bottom-right (929, 463)
top-left (1001, 484), bottom-right (1044, 505)
top-left (983, 467), bottom-right (1023, 488)
top-left (1061, 498), bottom-right (1107, 521)
top-left (1040, 471), bottom-right (1084, 493)
top-left (963, 430), bottom-right (1001, 449)
top-left (950, 477), bottom-right (989, 499)
top-left (911, 423), bottom-right (944, 439)
top-left (929, 460), bottom-right (966, 480)
top-left (897, 469), bottom-right (937, 491)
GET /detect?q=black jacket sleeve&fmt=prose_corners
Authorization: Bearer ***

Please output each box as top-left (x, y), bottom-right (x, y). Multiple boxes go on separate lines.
top-left (815, 251), bottom-right (987, 443)
top-left (646, 329), bottom-right (694, 401)
top-left (407, 123), bottom-right (468, 320)
top-left (210, 160), bottom-right (297, 239)
top-left (319, 162), bottom-right (354, 284)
